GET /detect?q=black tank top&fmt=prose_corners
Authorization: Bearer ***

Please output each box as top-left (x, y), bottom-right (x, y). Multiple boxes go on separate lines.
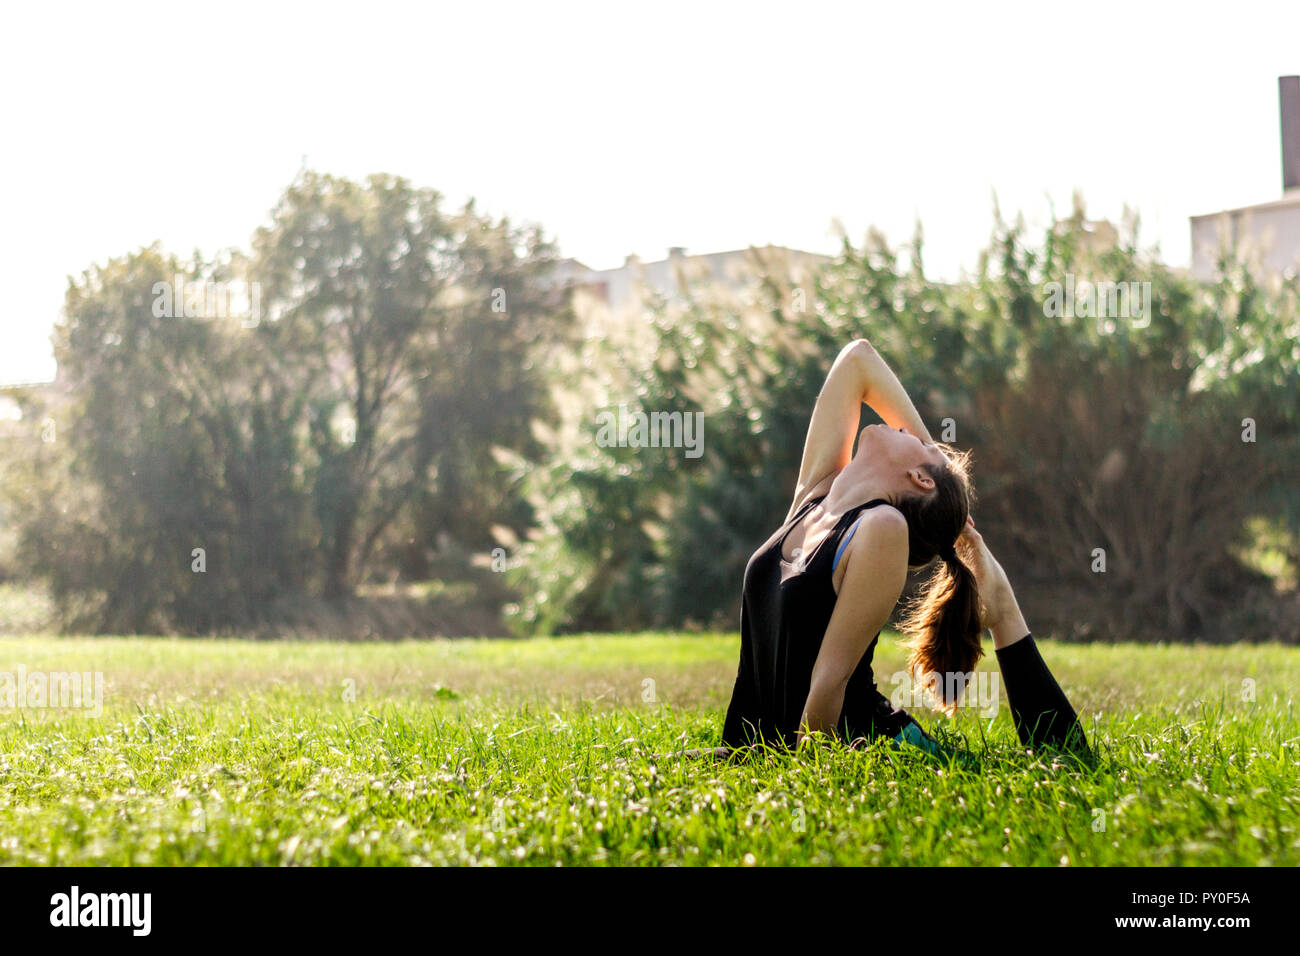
top-left (721, 493), bottom-right (913, 749)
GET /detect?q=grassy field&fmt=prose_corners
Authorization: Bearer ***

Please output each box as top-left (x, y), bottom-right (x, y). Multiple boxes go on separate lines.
top-left (0, 632), bottom-right (1297, 866)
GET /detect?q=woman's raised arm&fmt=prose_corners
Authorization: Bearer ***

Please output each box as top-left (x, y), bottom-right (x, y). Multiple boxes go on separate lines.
top-left (786, 338), bottom-right (933, 521)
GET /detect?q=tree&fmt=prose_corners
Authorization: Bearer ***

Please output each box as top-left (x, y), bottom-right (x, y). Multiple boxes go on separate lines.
top-left (252, 171), bottom-right (565, 598)
top-left (4, 170), bottom-right (570, 633)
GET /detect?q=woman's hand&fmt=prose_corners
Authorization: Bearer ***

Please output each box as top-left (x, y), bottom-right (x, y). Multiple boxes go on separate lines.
top-left (958, 518), bottom-right (1015, 630)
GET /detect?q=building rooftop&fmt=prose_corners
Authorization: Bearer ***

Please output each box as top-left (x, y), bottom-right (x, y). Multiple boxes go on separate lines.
top-left (1190, 189), bottom-right (1300, 222)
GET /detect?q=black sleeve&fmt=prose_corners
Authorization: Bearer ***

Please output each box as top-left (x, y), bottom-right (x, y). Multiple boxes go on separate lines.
top-left (994, 633), bottom-right (1091, 758)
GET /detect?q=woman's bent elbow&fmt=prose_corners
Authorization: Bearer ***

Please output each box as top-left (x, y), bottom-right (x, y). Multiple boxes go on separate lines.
top-left (843, 338), bottom-right (876, 361)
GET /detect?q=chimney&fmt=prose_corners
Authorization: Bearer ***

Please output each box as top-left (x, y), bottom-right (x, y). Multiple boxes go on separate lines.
top-left (1281, 75), bottom-right (1300, 191)
top-left (667, 246), bottom-right (687, 259)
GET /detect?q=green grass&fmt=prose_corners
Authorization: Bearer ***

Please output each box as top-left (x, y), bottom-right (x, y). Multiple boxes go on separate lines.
top-left (0, 632), bottom-right (1297, 865)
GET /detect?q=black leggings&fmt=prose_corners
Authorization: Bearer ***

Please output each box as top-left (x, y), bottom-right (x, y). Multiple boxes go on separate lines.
top-left (901, 632), bottom-right (1090, 762)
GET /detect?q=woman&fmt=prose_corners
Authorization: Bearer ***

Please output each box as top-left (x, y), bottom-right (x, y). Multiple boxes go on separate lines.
top-left (718, 338), bottom-right (1089, 760)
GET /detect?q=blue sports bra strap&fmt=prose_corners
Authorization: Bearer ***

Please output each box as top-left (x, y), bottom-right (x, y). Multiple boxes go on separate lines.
top-left (831, 498), bottom-right (893, 573)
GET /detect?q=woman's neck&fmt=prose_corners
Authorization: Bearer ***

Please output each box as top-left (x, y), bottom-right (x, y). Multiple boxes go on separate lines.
top-left (820, 463), bottom-right (897, 516)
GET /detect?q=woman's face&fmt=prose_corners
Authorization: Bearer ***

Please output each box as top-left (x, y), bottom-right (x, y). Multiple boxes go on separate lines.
top-left (855, 423), bottom-right (948, 472)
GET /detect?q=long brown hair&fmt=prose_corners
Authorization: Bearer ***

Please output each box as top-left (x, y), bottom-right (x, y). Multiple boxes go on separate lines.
top-left (891, 445), bottom-right (983, 715)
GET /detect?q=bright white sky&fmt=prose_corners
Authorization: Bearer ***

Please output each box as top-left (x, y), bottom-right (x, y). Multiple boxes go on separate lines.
top-left (2, 0), bottom-right (1298, 384)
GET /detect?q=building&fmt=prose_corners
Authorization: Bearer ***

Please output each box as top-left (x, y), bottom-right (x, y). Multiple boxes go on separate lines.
top-left (1190, 76), bottom-right (1300, 279)
top-left (0, 374), bottom-right (70, 445)
top-left (548, 244), bottom-right (834, 313)
top-left (1052, 217), bottom-right (1119, 257)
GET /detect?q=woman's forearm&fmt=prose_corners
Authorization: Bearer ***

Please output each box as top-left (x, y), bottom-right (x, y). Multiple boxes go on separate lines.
top-left (963, 522), bottom-right (1031, 650)
top-left (851, 340), bottom-right (933, 442)
top-left (797, 680), bottom-right (848, 744)
top-left (989, 591), bottom-right (1030, 650)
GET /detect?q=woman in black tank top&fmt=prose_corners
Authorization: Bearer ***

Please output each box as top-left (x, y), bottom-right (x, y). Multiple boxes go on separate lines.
top-left (719, 339), bottom-right (1090, 760)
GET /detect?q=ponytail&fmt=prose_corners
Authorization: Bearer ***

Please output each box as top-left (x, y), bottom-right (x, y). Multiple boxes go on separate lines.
top-left (890, 444), bottom-right (983, 715)
top-left (898, 546), bottom-right (984, 715)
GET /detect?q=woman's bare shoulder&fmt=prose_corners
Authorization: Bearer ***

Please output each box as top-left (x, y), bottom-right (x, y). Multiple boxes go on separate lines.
top-left (832, 504), bottom-right (908, 591)
top-left (857, 502), bottom-right (907, 532)
top-left (848, 504), bottom-right (908, 554)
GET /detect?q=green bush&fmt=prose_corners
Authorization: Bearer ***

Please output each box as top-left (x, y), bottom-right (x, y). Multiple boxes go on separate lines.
top-left (514, 205), bottom-right (1300, 642)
